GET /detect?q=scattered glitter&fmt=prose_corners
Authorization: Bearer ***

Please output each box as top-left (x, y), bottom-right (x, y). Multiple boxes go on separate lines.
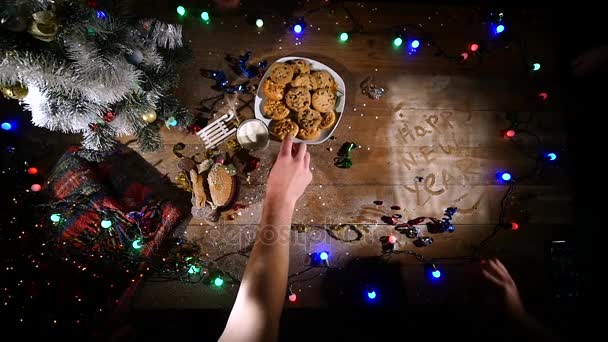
top-left (353, 108), bottom-right (357, 111)
top-left (322, 203), bottom-right (326, 206)
top-left (360, 113), bottom-right (364, 116)
top-left (310, 219), bottom-right (314, 222)
top-left (375, 116), bottom-right (378, 119)
top-left (319, 185), bottom-right (323, 188)
top-left (374, 68), bottom-right (378, 72)
top-left (363, 103), bottom-right (366, 107)
top-left (367, 147), bottom-right (370, 150)
top-left (348, 126), bottom-right (351, 129)
top-left (237, 212), bottom-right (242, 216)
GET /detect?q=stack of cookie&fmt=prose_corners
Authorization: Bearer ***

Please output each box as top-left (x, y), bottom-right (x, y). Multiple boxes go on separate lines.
top-left (261, 59), bottom-right (338, 141)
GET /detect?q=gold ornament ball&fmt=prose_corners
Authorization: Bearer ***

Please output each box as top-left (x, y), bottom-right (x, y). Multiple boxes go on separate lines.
top-left (141, 110), bottom-right (157, 123)
top-left (1, 84), bottom-right (29, 100)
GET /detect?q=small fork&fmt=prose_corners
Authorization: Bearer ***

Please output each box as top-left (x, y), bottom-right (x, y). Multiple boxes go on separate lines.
top-left (196, 111), bottom-right (238, 149)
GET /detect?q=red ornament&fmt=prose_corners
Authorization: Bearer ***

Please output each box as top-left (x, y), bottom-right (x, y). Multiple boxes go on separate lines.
top-left (388, 235), bottom-right (397, 244)
top-left (103, 111), bottom-right (116, 123)
top-left (470, 43), bottom-right (479, 52)
top-left (511, 222), bottom-right (519, 230)
top-left (27, 167), bottom-right (38, 175)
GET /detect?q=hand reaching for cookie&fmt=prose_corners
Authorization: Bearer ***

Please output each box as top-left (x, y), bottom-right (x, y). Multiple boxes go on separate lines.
top-left (265, 136), bottom-right (312, 208)
top-left (481, 258), bottom-right (525, 317)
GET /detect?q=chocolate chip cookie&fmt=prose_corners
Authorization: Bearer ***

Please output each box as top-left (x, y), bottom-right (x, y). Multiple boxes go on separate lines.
top-left (262, 99), bottom-right (290, 120)
top-left (268, 62), bottom-right (295, 85)
top-left (296, 108), bottom-right (322, 141)
top-left (262, 79), bottom-right (285, 101)
top-left (311, 87), bottom-right (336, 113)
top-left (319, 110), bottom-right (336, 129)
top-left (289, 59), bottom-right (311, 75)
top-left (285, 86), bottom-right (311, 111)
top-left (270, 118), bottom-right (299, 140)
top-left (290, 74), bottom-right (318, 91)
top-left (311, 70), bottom-right (335, 90)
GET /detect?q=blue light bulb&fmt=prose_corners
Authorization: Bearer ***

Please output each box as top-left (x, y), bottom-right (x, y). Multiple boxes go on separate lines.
top-left (496, 24), bottom-right (505, 34)
top-left (500, 172), bottom-right (512, 181)
top-left (547, 153), bottom-right (557, 161)
top-left (367, 290), bottom-right (377, 299)
top-left (96, 11), bottom-right (107, 19)
top-left (319, 252), bottom-right (328, 261)
top-left (294, 24), bottom-right (302, 34)
top-left (410, 40), bottom-right (420, 49)
top-left (432, 270), bottom-right (441, 278)
top-left (1, 122), bottom-right (12, 130)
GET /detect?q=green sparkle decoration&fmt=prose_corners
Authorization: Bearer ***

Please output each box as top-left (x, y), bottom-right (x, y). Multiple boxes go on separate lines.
top-left (334, 142), bottom-right (358, 169)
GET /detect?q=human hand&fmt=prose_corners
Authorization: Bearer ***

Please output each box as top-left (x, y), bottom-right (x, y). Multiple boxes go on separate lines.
top-left (481, 258), bottom-right (525, 317)
top-left (265, 136), bottom-right (312, 208)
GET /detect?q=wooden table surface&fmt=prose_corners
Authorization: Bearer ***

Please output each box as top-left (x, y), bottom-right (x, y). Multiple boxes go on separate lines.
top-left (128, 1), bottom-right (573, 309)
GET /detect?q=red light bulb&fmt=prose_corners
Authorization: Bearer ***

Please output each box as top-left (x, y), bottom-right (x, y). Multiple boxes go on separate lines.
top-left (470, 43), bottom-right (479, 52)
top-left (460, 52), bottom-right (469, 60)
top-left (538, 92), bottom-right (548, 101)
top-left (31, 184), bottom-right (42, 192)
top-left (511, 222), bottom-right (519, 230)
top-left (504, 129), bottom-right (516, 138)
top-left (28, 167), bottom-right (38, 175)
top-left (388, 235), bottom-right (397, 244)
top-left (288, 293), bottom-right (297, 302)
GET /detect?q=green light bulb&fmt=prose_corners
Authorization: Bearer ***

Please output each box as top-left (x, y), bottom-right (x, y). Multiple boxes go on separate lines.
top-left (100, 220), bottom-right (112, 228)
top-left (201, 11), bottom-right (210, 21)
top-left (532, 63), bottom-right (541, 71)
top-left (132, 239), bottom-right (143, 249)
top-left (188, 265), bottom-right (201, 274)
top-left (393, 37), bottom-right (403, 47)
top-left (177, 6), bottom-right (186, 16)
top-left (50, 213), bottom-right (61, 223)
top-left (339, 32), bottom-right (349, 42)
top-left (214, 277), bottom-right (224, 286)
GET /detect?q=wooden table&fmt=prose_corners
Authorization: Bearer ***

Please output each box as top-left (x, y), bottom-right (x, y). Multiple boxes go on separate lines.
top-left (129, 1), bottom-right (573, 309)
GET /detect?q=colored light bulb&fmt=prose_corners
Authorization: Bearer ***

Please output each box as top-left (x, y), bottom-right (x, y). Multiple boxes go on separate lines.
top-left (176, 6), bottom-right (186, 16)
top-left (505, 129), bottom-right (516, 138)
top-left (1, 122), bottom-right (12, 130)
top-left (288, 293), bottom-right (297, 302)
top-left (214, 277), bottom-right (224, 286)
top-left (546, 152), bottom-right (557, 161)
top-left (393, 37), bottom-right (403, 47)
top-left (293, 24), bottom-right (302, 34)
top-left (367, 289), bottom-right (377, 299)
top-left (132, 239), bottom-right (143, 249)
top-left (50, 213), bottom-right (61, 223)
top-left (100, 220), bottom-right (112, 229)
top-left (167, 117), bottom-right (177, 127)
top-left (319, 252), bottom-right (328, 261)
top-left (201, 11), bottom-right (210, 21)
top-left (27, 167), bottom-right (38, 175)
top-left (410, 40), bottom-right (420, 49)
top-left (470, 43), bottom-right (479, 52)
top-left (255, 18), bottom-right (263, 27)
top-left (188, 265), bottom-right (201, 274)
top-left (500, 172), bottom-right (512, 181)
top-left (511, 222), bottom-right (519, 230)
top-left (96, 10), bottom-right (107, 19)
top-left (432, 270), bottom-right (441, 278)
top-left (388, 235), bottom-right (397, 244)
top-left (532, 63), bottom-right (541, 71)
top-left (339, 32), bottom-right (349, 42)
top-left (496, 24), bottom-right (505, 34)
top-left (30, 184), bottom-right (42, 192)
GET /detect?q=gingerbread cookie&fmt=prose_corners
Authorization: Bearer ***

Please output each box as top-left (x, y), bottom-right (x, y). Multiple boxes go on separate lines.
top-left (285, 86), bottom-right (311, 111)
top-left (261, 79), bottom-right (285, 101)
top-left (311, 70), bottom-right (335, 90)
top-left (263, 99), bottom-right (290, 120)
top-left (290, 74), bottom-right (318, 91)
top-left (311, 87), bottom-right (336, 113)
top-left (270, 118), bottom-right (299, 140)
top-left (289, 59), bottom-right (311, 75)
top-left (268, 62), bottom-right (294, 85)
top-left (319, 110), bottom-right (336, 129)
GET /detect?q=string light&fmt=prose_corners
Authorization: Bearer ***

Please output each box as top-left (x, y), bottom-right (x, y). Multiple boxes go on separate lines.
top-left (213, 276), bottom-right (224, 286)
top-left (100, 220), bottom-right (112, 229)
top-left (532, 63), bottom-right (541, 71)
top-left (1, 122), bottom-right (12, 131)
top-left (201, 11), bottom-right (210, 22)
top-left (410, 39), bottom-right (420, 49)
top-left (504, 129), bottom-right (516, 138)
top-left (319, 251), bottom-right (329, 261)
top-left (288, 293), bottom-right (297, 302)
top-left (50, 213), bottom-right (61, 223)
top-left (255, 18), bottom-right (264, 27)
top-left (498, 172), bottom-right (512, 182)
top-left (339, 32), bottom-right (349, 42)
top-left (393, 36), bottom-right (403, 47)
top-left (426, 263), bottom-right (442, 279)
top-left (96, 10), bottom-right (107, 19)
top-left (469, 43), bottom-right (479, 52)
top-left (432, 269), bottom-right (441, 278)
top-left (176, 6), bottom-right (186, 16)
top-left (546, 152), bottom-right (557, 161)
top-left (188, 265), bottom-right (201, 274)
top-left (495, 24), bottom-right (505, 34)
top-left (30, 184), bottom-right (42, 192)
top-left (293, 24), bottom-right (303, 34)
top-left (538, 92), bottom-right (548, 101)
top-left (27, 167), bottom-right (38, 175)
top-left (132, 239), bottom-right (143, 249)
top-left (460, 52), bottom-right (469, 60)
top-left (511, 222), bottom-right (519, 230)
top-left (388, 235), bottom-right (397, 244)
top-left (167, 117), bottom-right (178, 127)
top-left (367, 289), bottom-right (377, 299)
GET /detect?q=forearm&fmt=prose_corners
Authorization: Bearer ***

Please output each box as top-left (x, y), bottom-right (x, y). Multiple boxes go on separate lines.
top-left (219, 197), bottom-right (293, 342)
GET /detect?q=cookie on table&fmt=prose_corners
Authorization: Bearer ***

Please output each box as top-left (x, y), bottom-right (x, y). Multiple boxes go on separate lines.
top-left (262, 99), bottom-right (290, 120)
top-left (261, 79), bottom-right (285, 101)
top-left (290, 74), bottom-right (318, 91)
top-left (311, 87), bottom-right (336, 113)
top-left (319, 110), bottom-right (336, 129)
top-left (285, 86), bottom-right (312, 111)
top-left (296, 107), bottom-right (322, 131)
top-left (311, 70), bottom-right (335, 90)
top-left (288, 59), bottom-right (311, 75)
top-left (268, 62), bottom-right (295, 85)
top-left (270, 118), bottom-right (299, 140)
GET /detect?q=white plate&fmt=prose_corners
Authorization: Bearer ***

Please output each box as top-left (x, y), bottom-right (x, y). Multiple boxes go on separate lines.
top-left (254, 56), bottom-right (346, 144)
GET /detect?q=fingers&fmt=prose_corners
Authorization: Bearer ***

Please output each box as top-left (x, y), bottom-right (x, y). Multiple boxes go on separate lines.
top-left (492, 259), bottom-right (511, 278)
top-left (295, 142), bottom-right (307, 160)
top-left (482, 269), bottom-right (503, 287)
top-left (304, 152), bottom-right (310, 169)
top-left (279, 136), bottom-right (293, 157)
